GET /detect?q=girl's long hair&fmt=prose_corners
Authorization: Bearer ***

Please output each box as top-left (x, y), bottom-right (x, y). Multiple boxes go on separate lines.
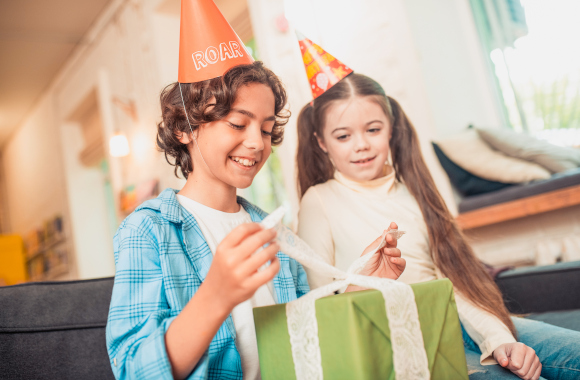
top-left (297, 73), bottom-right (516, 336)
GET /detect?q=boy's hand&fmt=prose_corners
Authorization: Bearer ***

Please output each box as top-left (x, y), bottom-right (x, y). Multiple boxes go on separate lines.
top-left (346, 222), bottom-right (406, 292)
top-left (493, 343), bottom-right (542, 380)
top-left (203, 223), bottom-right (280, 313)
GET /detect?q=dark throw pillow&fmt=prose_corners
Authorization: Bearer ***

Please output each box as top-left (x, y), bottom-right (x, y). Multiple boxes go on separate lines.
top-left (432, 142), bottom-right (513, 197)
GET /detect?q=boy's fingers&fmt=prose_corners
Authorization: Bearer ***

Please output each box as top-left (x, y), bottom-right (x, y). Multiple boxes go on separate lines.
top-left (239, 242), bottom-right (279, 276)
top-left (237, 228), bottom-right (277, 258)
top-left (248, 257), bottom-right (280, 288)
top-left (220, 223), bottom-right (263, 249)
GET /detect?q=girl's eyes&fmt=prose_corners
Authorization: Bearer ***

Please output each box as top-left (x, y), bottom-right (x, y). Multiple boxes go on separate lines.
top-left (262, 130), bottom-right (273, 137)
top-left (368, 127), bottom-right (382, 133)
top-left (336, 134), bottom-right (349, 141)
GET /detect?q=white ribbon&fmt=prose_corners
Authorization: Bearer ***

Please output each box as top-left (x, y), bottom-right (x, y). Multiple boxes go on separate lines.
top-left (261, 207), bottom-right (430, 380)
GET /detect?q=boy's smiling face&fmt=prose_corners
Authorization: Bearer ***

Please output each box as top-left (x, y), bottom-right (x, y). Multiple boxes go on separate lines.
top-left (188, 83), bottom-right (276, 189)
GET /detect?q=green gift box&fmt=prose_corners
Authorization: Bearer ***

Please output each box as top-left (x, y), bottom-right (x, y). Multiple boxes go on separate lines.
top-left (253, 279), bottom-right (468, 379)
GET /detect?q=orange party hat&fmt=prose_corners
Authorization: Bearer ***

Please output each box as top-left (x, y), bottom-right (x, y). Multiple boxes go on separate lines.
top-left (296, 31), bottom-right (353, 99)
top-left (178, 0), bottom-right (253, 83)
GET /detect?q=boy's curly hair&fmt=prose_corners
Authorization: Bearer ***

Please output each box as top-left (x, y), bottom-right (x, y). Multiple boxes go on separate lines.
top-left (156, 61), bottom-right (290, 179)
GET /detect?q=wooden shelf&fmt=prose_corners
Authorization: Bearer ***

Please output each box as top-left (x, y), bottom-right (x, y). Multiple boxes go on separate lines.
top-left (26, 236), bottom-right (65, 260)
top-left (457, 184), bottom-right (580, 230)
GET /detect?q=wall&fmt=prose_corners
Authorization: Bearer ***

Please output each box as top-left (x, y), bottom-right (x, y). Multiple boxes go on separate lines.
top-left (0, 0), bottom-right (184, 280)
top-left (1, 92), bottom-right (78, 280)
top-left (248, 0), bottom-right (461, 219)
top-left (403, 0), bottom-right (504, 138)
top-left (4, 0), bottom-right (542, 279)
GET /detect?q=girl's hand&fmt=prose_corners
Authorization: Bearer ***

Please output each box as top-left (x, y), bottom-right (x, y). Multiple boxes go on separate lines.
top-left (493, 343), bottom-right (542, 380)
top-left (203, 223), bottom-right (281, 313)
top-left (346, 222), bottom-right (406, 292)
top-left (360, 222), bottom-right (406, 279)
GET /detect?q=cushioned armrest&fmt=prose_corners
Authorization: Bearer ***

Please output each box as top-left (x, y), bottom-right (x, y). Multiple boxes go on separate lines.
top-left (496, 261), bottom-right (580, 314)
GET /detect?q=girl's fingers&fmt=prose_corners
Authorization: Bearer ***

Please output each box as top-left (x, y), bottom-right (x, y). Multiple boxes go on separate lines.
top-left (385, 231), bottom-right (398, 248)
top-left (389, 222), bottom-right (398, 230)
top-left (390, 257), bottom-right (406, 267)
top-left (361, 235), bottom-right (384, 256)
top-left (514, 347), bottom-right (535, 377)
top-left (239, 242), bottom-right (279, 276)
top-left (531, 363), bottom-right (542, 380)
top-left (384, 248), bottom-right (401, 257)
top-left (247, 257), bottom-right (280, 288)
top-left (524, 356), bottom-right (540, 380)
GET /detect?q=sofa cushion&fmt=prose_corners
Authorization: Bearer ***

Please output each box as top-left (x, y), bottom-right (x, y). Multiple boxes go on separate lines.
top-left (477, 128), bottom-right (580, 173)
top-left (496, 261), bottom-right (580, 314)
top-left (0, 277), bottom-right (115, 380)
top-left (527, 310), bottom-right (580, 332)
top-left (432, 142), bottom-right (513, 196)
top-left (435, 129), bottom-right (551, 184)
top-left (458, 167), bottom-right (580, 213)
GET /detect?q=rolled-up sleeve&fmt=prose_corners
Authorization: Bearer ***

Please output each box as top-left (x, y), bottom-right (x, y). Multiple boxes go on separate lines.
top-left (454, 292), bottom-right (516, 365)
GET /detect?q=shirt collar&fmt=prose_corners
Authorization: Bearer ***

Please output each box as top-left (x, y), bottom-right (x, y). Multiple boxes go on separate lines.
top-left (136, 188), bottom-right (265, 225)
top-left (333, 165), bottom-right (396, 194)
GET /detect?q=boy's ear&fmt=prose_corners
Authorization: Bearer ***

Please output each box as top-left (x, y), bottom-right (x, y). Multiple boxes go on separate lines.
top-left (314, 132), bottom-right (328, 153)
top-left (176, 130), bottom-right (195, 145)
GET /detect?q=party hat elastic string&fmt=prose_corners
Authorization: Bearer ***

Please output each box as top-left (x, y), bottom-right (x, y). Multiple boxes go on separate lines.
top-left (178, 83), bottom-right (212, 174)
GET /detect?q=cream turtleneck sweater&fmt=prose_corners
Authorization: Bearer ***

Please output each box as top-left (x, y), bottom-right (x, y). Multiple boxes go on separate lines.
top-left (297, 168), bottom-right (516, 365)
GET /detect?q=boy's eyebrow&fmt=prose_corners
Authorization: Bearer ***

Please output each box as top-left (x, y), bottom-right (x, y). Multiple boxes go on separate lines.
top-left (233, 108), bottom-right (276, 122)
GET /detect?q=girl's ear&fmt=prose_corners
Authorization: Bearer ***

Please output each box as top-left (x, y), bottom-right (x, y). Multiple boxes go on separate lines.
top-left (314, 132), bottom-right (328, 153)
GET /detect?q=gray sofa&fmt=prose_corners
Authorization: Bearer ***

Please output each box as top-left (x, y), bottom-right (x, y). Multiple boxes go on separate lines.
top-left (1, 262), bottom-right (579, 379)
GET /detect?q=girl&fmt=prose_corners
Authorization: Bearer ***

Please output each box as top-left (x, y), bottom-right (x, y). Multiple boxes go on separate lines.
top-left (296, 73), bottom-right (580, 380)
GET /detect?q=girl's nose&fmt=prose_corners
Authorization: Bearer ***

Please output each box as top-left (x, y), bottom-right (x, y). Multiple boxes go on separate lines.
top-left (243, 125), bottom-right (264, 151)
top-left (354, 134), bottom-right (370, 152)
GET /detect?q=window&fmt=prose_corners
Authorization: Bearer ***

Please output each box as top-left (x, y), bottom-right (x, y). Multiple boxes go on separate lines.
top-left (471, 0), bottom-right (580, 146)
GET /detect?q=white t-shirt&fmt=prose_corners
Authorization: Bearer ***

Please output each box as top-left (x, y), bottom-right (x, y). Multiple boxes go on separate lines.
top-left (177, 195), bottom-right (275, 380)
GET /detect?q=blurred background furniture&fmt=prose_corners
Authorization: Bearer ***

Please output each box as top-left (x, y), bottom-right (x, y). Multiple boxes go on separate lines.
top-left (433, 128), bottom-right (580, 267)
top-left (0, 278), bottom-right (115, 380)
top-left (0, 235), bottom-right (27, 286)
top-left (1, 261), bottom-right (579, 379)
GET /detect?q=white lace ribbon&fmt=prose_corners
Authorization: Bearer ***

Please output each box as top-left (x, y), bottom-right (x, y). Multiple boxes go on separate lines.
top-left (261, 207), bottom-right (430, 380)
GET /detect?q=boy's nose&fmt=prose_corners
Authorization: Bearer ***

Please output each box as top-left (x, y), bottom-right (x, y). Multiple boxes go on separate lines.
top-left (243, 126), bottom-right (264, 150)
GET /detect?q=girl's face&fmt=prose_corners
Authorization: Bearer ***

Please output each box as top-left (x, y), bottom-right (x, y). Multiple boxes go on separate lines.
top-left (317, 96), bottom-right (391, 182)
top-left (192, 83), bottom-right (276, 189)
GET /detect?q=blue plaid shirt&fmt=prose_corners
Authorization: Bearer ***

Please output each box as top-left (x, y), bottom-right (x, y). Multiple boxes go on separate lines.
top-left (106, 188), bottom-right (309, 380)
